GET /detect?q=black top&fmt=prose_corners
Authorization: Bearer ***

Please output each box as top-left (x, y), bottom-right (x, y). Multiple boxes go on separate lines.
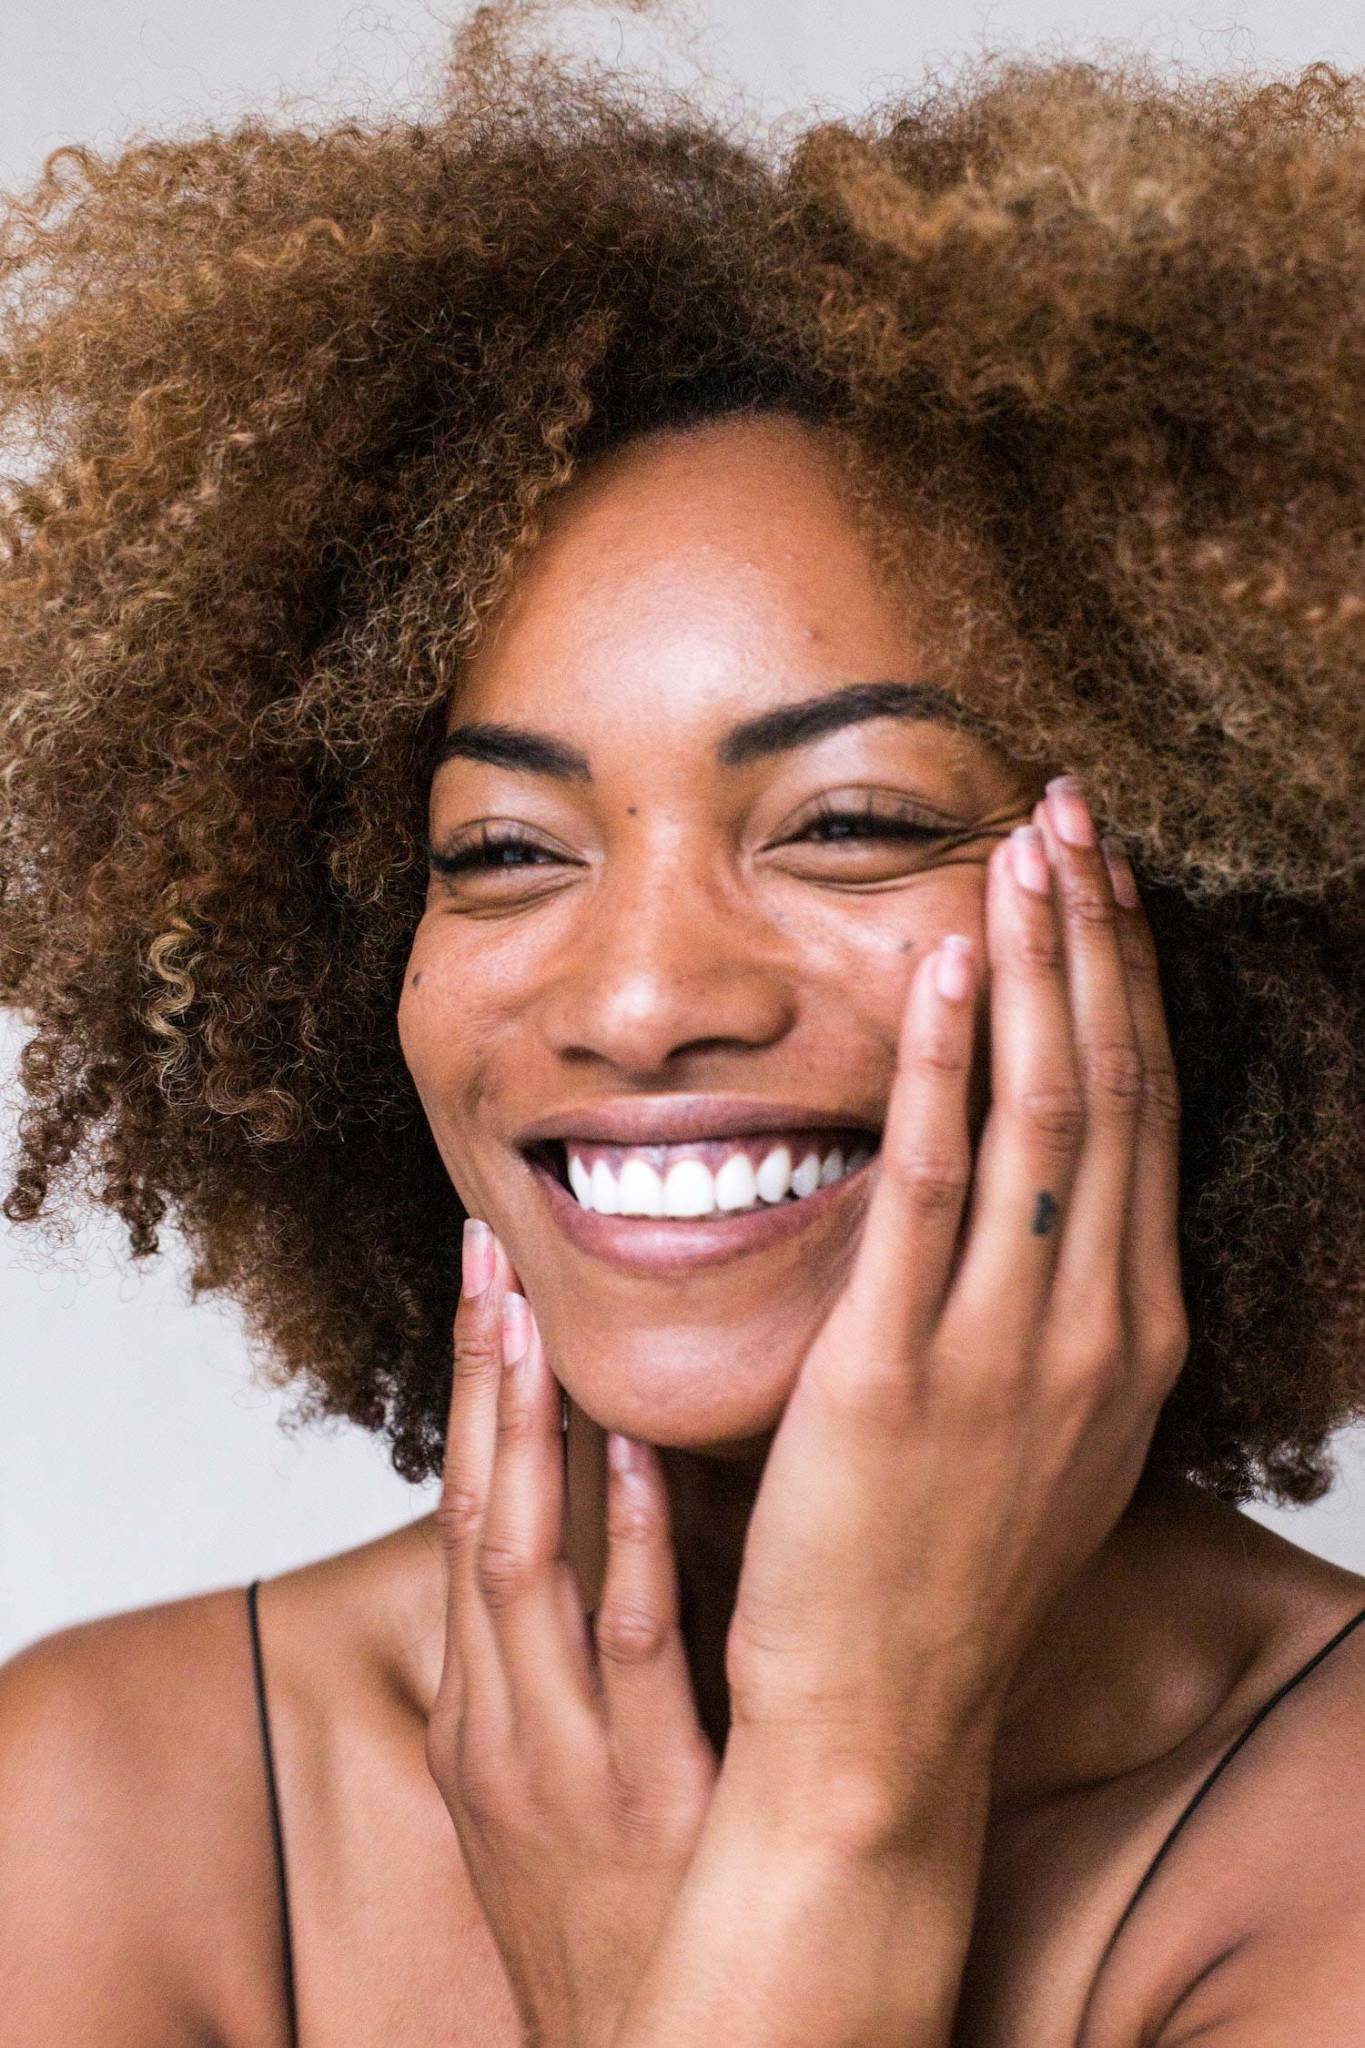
top-left (245, 1586), bottom-right (1365, 2048)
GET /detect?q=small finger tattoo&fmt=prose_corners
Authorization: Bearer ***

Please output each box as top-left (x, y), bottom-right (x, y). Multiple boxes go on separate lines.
top-left (1031, 1190), bottom-right (1060, 1236)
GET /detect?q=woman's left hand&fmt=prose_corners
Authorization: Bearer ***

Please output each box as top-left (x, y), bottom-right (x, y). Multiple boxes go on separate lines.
top-left (720, 779), bottom-right (1190, 1836)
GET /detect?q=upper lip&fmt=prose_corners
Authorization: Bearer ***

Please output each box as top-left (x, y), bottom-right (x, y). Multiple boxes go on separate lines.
top-left (516, 1098), bottom-right (883, 1149)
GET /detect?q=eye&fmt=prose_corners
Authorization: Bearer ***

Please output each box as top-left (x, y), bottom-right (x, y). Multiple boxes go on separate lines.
top-left (425, 795), bottom-right (969, 888)
top-left (789, 801), bottom-right (949, 848)
top-left (426, 824), bottom-right (564, 879)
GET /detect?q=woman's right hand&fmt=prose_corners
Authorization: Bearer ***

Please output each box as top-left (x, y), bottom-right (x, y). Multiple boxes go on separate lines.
top-left (426, 1220), bottom-right (719, 2048)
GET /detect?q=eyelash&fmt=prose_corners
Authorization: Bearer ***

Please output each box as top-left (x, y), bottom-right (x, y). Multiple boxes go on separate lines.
top-left (427, 805), bottom-right (951, 878)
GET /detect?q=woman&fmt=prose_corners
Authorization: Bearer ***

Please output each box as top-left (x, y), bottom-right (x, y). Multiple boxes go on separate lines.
top-left (1, 13), bottom-right (1363, 2044)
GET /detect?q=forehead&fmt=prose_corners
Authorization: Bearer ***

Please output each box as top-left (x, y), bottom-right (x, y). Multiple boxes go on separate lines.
top-left (450, 413), bottom-right (1023, 786)
top-left (469, 414), bottom-right (918, 682)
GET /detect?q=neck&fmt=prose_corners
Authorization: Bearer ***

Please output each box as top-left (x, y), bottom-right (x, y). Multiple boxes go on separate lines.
top-left (395, 1404), bottom-right (1266, 1807)
top-left (561, 1407), bottom-right (1265, 1795)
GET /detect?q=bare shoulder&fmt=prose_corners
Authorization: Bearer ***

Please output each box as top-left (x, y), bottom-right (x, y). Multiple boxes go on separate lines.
top-left (0, 1587), bottom-right (287, 2047)
top-left (1140, 1598), bottom-right (1365, 2045)
top-left (1100, 1521), bottom-right (1365, 2044)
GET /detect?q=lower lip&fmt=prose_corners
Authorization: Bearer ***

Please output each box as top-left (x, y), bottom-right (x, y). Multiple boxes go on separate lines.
top-left (524, 1149), bottom-right (879, 1274)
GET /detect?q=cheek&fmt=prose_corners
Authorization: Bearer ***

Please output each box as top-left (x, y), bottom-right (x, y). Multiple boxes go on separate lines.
top-left (395, 923), bottom-right (476, 1099)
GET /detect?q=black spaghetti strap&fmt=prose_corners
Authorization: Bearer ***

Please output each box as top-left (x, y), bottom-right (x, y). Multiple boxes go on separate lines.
top-left (1096, 1602), bottom-right (1365, 1978)
top-left (247, 1580), bottom-right (300, 2048)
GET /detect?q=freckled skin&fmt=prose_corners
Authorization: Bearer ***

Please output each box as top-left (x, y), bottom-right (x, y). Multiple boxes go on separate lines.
top-left (400, 416), bottom-right (1035, 1437)
top-left (395, 413), bottom-right (1049, 1737)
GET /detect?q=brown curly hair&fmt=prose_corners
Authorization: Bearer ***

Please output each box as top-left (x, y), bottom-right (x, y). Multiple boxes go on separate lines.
top-left (2, 10), bottom-right (1361, 1503)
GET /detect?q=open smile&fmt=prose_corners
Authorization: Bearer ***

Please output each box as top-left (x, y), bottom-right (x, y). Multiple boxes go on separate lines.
top-left (520, 1135), bottom-right (881, 1275)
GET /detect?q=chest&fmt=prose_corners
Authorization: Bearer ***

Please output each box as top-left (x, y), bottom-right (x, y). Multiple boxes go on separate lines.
top-left (273, 1748), bottom-right (1219, 2048)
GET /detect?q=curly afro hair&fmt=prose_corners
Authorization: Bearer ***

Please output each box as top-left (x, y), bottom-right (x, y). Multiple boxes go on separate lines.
top-left (1, 9), bottom-right (1361, 1502)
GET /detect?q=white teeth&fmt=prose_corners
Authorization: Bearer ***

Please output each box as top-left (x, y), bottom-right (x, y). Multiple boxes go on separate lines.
top-left (663, 1159), bottom-right (716, 1217)
top-left (619, 1156), bottom-right (665, 1216)
top-left (558, 1138), bottom-right (874, 1217)
top-left (590, 1157), bottom-right (621, 1214)
top-left (754, 1144), bottom-right (792, 1204)
top-left (714, 1152), bottom-right (758, 1211)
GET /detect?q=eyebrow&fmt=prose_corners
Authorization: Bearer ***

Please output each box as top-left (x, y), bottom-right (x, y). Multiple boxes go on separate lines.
top-left (432, 679), bottom-right (1000, 780)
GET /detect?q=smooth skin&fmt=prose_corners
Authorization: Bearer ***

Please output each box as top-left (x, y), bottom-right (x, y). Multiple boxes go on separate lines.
top-left (430, 783), bottom-right (1186, 2048)
top-left (5, 413), bottom-right (1365, 2047)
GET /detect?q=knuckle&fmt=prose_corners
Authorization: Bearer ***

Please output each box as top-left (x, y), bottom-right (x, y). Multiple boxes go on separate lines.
top-left (595, 1597), bottom-right (669, 1667)
top-left (1143, 1307), bottom-right (1191, 1383)
top-left (1140, 1061), bottom-right (1182, 1131)
top-left (1049, 1340), bottom-right (1122, 1404)
top-left (1118, 924), bottom-right (1160, 985)
top-left (494, 1394), bottom-right (535, 1449)
top-left (476, 1536), bottom-right (535, 1611)
top-left (453, 1747), bottom-right (506, 1825)
top-left (1079, 1039), bottom-right (1144, 1113)
top-left (1015, 1080), bottom-right (1086, 1148)
top-left (435, 1481), bottom-right (483, 1551)
top-left (607, 1760), bottom-right (670, 1843)
top-left (913, 1026), bottom-right (971, 1078)
top-left (1014, 923), bottom-right (1066, 976)
top-left (887, 1147), bottom-right (970, 1213)
top-left (608, 1749), bottom-right (713, 1848)
top-left (427, 1709), bottom-right (501, 1821)
top-left (453, 1327), bottom-right (502, 1385)
top-left (1063, 877), bottom-right (1117, 933)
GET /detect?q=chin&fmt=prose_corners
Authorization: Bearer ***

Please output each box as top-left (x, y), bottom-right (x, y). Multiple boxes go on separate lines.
top-left (554, 1317), bottom-right (813, 1453)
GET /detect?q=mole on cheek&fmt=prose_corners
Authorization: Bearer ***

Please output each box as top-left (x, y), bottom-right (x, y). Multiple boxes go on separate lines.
top-left (411, 972), bottom-right (423, 988)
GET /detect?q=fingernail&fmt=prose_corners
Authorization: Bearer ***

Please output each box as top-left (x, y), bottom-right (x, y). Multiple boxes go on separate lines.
top-left (1044, 775), bottom-right (1097, 849)
top-left (935, 932), bottom-right (973, 1001)
top-left (462, 1216), bottom-right (494, 1298)
top-left (501, 1290), bottom-right (531, 1365)
top-left (1101, 835), bottom-right (1140, 908)
top-left (1009, 824), bottom-right (1052, 896)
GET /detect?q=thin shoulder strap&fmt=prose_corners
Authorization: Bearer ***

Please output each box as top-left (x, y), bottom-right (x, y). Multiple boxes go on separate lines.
top-left (247, 1580), bottom-right (301, 2048)
top-left (1097, 1602), bottom-right (1365, 1975)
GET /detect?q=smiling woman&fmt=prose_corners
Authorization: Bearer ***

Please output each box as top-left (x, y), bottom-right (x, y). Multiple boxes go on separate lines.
top-left (2, 6), bottom-right (1365, 2045)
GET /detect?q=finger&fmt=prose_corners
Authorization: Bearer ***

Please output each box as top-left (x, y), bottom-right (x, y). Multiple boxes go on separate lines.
top-left (438, 1220), bottom-right (518, 1737)
top-left (842, 932), bottom-right (977, 1356)
top-left (596, 1434), bottom-right (717, 1794)
top-left (1098, 835), bottom-right (1189, 1386)
top-left (1032, 780), bottom-right (1142, 1329)
top-left (478, 1292), bottom-right (602, 1731)
top-left (942, 828), bottom-right (1084, 1348)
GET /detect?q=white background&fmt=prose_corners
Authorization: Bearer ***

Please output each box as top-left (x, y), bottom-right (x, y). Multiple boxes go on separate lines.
top-left (4, 1), bottom-right (1364, 1663)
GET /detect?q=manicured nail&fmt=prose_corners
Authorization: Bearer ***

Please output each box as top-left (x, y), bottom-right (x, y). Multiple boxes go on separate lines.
top-left (1009, 824), bottom-right (1052, 896)
top-left (608, 1431), bottom-right (645, 1477)
top-left (935, 932), bottom-right (973, 1001)
top-left (1045, 775), bottom-right (1097, 849)
top-left (501, 1290), bottom-right (531, 1365)
top-left (1101, 835), bottom-right (1140, 908)
top-left (462, 1217), bottom-right (494, 1297)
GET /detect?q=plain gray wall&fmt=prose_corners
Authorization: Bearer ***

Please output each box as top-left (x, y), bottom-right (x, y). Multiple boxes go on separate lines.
top-left (4, 0), bottom-right (1364, 1663)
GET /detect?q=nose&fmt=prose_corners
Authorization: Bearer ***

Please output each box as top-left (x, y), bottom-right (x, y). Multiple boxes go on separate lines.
top-left (535, 833), bottom-right (796, 1074)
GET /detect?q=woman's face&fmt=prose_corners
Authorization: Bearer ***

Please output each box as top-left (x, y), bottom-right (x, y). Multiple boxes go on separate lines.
top-left (399, 412), bottom-right (1042, 1456)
